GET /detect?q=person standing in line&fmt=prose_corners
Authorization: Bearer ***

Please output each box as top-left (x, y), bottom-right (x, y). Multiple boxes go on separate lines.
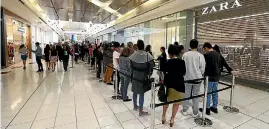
top-left (74, 44), bottom-right (80, 64)
top-left (181, 39), bottom-right (206, 117)
top-left (50, 45), bottom-right (58, 72)
top-left (133, 44), bottom-right (137, 52)
top-left (162, 44), bottom-right (186, 127)
top-left (129, 40), bottom-right (154, 116)
top-left (127, 42), bottom-right (134, 55)
top-left (96, 46), bottom-right (103, 78)
top-left (145, 45), bottom-right (153, 56)
top-left (103, 43), bottom-right (114, 85)
top-left (119, 47), bottom-right (132, 102)
top-left (19, 44), bottom-right (28, 70)
top-left (31, 42), bottom-right (43, 72)
top-left (62, 44), bottom-right (72, 72)
top-left (44, 44), bottom-right (51, 70)
top-left (199, 42), bottom-right (221, 115)
top-left (88, 44), bottom-right (92, 64)
top-left (157, 46), bottom-right (167, 84)
top-left (80, 43), bottom-right (85, 61)
top-left (213, 45), bottom-right (234, 73)
top-left (56, 43), bottom-right (64, 69)
top-left (113, 42), bottom-right (121, 94)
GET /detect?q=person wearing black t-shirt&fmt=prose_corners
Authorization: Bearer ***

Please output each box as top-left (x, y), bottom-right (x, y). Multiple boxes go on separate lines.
top-left (162, 44), bottom-right (186, 127)
top-left (199, 42), bottom-right (221, 115)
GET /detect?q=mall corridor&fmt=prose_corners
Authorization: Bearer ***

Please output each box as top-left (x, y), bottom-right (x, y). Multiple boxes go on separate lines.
top-left (1, 62), bottom-right (269, 129)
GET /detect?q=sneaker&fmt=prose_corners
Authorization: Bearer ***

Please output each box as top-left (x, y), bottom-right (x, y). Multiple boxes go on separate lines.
top-left (199, 108), bottom-right (211, 115)
top-left (192, 113), bottom-right (201, 118)
top-left (180, 110), bottom-right (188, 116)
top-left (107, 83), bottom-right (113, 85)
top-left (139, 111), bottom-right (149, 116)
top-left (210, 107), bottom-right (218, 114)
top-left (123, 98), bottom-right (132, 102)
top-left (133, 107), bottom-right (139, 111)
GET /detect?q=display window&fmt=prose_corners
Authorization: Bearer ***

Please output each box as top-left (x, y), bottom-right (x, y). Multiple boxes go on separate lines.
top-left (4, 14), bottom-right (31, 67)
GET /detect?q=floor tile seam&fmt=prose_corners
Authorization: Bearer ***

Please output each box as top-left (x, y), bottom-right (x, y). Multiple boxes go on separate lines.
top-left (233, 117), bottom-right (256, 129)
top-left (71, 82), bottom-right (79, 129)
top-left (29, 81), bottom-right (56, 129)
top-left (115, 99), bottom-right (150, 128)
top-left (52, 81), bottom-right (65, 128)
top-left (4, 74), bottom-right (49, 129)
top-left (235, 94), bottom-right (269, 108)
top-left (83, 79), bottom-right (102, 128)
top-left (99, 93), bottom-right (125, 129)
top-left (53, 121), bottom-right (77, 128)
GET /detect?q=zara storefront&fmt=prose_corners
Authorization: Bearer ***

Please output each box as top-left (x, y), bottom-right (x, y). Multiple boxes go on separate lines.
top-left (194, 0), bottom-right (269, 86)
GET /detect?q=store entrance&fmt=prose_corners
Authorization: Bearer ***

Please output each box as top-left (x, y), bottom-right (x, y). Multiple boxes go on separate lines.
top-left (5, 16), bottom-right (30, 67)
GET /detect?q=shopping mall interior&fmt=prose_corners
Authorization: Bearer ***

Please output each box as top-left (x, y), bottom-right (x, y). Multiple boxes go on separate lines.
top-left (1, 0), bottom-right (269, 129)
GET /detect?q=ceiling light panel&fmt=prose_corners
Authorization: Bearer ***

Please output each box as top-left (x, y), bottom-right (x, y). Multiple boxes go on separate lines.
top-left (89, 0), bottom-right (122, 16)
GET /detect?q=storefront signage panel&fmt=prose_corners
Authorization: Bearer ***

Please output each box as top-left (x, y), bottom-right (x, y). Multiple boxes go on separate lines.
top-left (202, 0), bottom-right (242, 15)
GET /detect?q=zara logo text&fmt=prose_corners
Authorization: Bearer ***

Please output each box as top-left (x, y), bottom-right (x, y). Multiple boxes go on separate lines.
top-left (202, 0), bottom-right (242, 15)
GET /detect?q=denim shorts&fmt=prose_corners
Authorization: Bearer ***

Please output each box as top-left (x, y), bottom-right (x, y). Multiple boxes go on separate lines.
top-left (21, 55), bottom-right (28, 61)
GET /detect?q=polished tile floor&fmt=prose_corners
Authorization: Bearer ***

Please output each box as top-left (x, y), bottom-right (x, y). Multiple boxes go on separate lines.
top-left (1, 61), bottom-right (269, 129)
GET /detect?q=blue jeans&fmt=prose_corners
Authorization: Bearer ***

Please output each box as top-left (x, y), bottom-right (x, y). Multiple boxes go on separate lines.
top-left (206, 82), bottom-right (219, 108)
top-left (133, 93), bottom-right (144, 110)
top-left (120, 74), bottom-right (130, 100)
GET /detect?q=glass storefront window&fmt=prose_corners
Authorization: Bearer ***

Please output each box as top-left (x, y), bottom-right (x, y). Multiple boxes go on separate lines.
top-left (109, 11), bottom-right (192, 57)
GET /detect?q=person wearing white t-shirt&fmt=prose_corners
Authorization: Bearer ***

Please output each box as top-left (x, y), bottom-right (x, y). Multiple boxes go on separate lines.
top-left (181, 39), bottom-right (206, 117)
top-left (113, 42), bottom-right (121, 94)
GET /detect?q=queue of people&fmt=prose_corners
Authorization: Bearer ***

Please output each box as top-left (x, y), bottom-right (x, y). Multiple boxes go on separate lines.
top-left (20, 38), bottom-right (233, 127)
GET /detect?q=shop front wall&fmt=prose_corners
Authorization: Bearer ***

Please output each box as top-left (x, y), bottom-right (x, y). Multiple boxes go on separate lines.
top-left (4, 12), bottom-right (31, 67)
top-left (195, 0), bottom-right (269, 85)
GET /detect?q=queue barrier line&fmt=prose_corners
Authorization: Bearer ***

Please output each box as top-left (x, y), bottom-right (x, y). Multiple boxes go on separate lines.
top-left (92, 61), bottom-right (239, 128)
top-left (154, 85), bottom-right (232, 107)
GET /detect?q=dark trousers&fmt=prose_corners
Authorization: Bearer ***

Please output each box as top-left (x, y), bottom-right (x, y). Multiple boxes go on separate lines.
top-left (75, 55), bottom-right (79, 62)
top-left (63, 60), bottom-right (69, 71)
top-left (81, 53), bottom-right (85, 61)
top-left (91, 57), bottom-right (95, 67)
top-left (114, 70), bottom-right (120, 93)
top-left (96, 61), bottom-right (101, 78)
top-left (36, 56), bottom-right (43, 71)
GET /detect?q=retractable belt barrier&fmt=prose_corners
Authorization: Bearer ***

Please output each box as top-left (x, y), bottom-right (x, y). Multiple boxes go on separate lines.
top-left (93, 61), bottom-right (239, 128)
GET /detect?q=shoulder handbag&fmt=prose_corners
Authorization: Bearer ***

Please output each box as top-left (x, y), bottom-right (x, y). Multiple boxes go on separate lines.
top-left (143, 54), bottom-right (152, 92)
top-left (158, 84), bottom-right (167, 102)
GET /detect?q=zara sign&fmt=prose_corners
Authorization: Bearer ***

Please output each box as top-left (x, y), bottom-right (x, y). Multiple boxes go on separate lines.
top-left (202, 0), bottom-right (242, 15)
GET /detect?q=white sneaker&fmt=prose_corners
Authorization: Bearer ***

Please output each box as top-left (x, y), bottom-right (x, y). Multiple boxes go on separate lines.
top-left (180, 110), bottom-right (188, 116)
top-left (192, 113), bottom-right (201, 118)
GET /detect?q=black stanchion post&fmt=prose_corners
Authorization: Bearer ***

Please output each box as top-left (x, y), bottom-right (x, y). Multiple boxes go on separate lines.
top-left (223, 74), bottom-right (239, 113)
top-left (70, 53), bottom-right (74, 68)
top-left (99, 62), bottom-right (104, 82)
top-left (194, 76), bottom-right (213, 126)
top-left (150, 78), bottom-right (156, 129)
top-left (94, 57), bottom-right (97, 70)
top-left (112, 70), bottom-right (121, 99)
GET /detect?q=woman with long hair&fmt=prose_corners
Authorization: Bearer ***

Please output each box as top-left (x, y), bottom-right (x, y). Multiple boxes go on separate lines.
top-left (44, 44), bottom-right (51, 70)
top-left (145, 45), bottom-right (153, 56)
top-left (19, 44), bottom-right (28, 70)
top-left (50, 45), bottom-right (58, 71)
top-left (162, 44), bottom-right (186, 127)
top-left (213, 45), bottom-right (233, 73)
